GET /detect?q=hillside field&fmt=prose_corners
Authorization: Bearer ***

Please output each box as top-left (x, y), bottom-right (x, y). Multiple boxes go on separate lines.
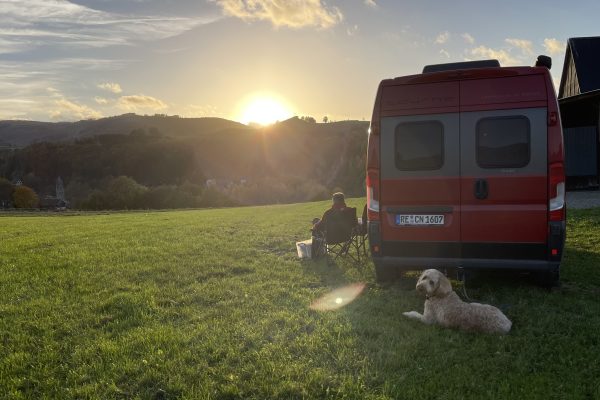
top-left (1, 200), bottom-right (600, 399)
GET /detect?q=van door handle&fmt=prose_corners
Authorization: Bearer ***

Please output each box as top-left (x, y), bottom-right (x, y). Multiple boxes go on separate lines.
top-left (474, 178), bottom-right (488, 200)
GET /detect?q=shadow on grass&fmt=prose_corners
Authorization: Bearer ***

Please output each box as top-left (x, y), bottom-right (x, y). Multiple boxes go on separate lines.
top-left (295, 212), bottom-right (600, 398)
top-left (332, 259), bottom-right (600, 398)
top-left (299, 256), bottom-right (355, 287)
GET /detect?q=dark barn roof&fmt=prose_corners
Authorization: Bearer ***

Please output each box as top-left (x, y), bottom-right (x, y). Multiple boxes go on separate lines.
top-left (559, 37), bottom-right (600, 98)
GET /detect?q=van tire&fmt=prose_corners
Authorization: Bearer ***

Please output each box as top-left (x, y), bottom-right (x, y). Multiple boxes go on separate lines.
top-left (536, 269), bottom-right (560, 288)
top-left (374, 263), bottom-right (401, 283)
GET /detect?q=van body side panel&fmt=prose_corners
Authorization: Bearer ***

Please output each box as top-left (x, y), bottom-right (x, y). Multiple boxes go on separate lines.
top-left (380, 112), bottom-right (460, 250)
top-left (459, 107), bottom-right (548, 246)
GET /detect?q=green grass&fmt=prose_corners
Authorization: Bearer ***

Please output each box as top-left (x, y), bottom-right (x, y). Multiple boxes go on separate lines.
top-left (1, 200), bottom-right (600, 399)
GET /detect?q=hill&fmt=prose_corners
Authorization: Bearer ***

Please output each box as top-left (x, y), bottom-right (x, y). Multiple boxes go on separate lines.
top-left (0, 115), bottom-right (369, 208)
top-left (1, 204), bottom-right (599, 398)
top-left (0, 114), bottom-right (247, 147)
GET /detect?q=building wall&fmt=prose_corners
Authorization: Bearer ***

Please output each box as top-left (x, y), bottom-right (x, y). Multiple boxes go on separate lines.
top-left (562, 55), bottom-right (581, 98)
top-left (564, 126), bottom-right (598, 177)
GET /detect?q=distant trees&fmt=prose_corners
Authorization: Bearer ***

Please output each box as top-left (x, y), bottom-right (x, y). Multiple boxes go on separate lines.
top-left (0, 130), bottom-right (206, 209)
top-left (78, 175), bottom-right (222, 210)
top-left (106, 176), bottom-right (148, 209)
top-left (0, 119), bottom-right (370, 210)
top-left (13, 185), bottom-right (39, 208)
top-left (0, 177), bottom-right (13, 207)
top-left (223, 176), bottom-right (328, 205)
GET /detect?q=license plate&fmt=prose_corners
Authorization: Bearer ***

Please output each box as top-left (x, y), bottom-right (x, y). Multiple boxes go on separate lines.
top-left (396, 214), bottom-right (444, 226)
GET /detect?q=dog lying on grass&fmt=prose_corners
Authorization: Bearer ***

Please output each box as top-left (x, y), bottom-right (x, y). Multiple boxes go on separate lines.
top-left (403, 269), bottom-right (512, 334)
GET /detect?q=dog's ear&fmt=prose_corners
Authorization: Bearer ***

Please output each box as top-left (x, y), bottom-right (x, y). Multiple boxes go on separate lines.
top-left (434, 272), bottom-right (453, 297)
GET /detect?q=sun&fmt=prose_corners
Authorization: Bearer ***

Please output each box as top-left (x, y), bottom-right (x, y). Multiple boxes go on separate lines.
top-left (239, 94), bottom-right (294, 126)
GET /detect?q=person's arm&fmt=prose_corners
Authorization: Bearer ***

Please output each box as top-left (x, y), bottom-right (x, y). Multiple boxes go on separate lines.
top-left (314, 209), bottom-right (330, 232)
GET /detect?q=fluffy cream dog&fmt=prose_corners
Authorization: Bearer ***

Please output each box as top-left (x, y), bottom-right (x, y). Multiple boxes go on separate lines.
top-left (403, 269), bottom-right (512, 334)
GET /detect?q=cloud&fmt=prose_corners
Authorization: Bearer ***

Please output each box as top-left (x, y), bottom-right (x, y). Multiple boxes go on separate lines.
top-left (505, 38), bottom-right (534, 56)
top-left (0, 98), bottom-right (38, 120)
top-left (364, 0), bottom-right (377, 7)
top-left (0, 0), bottom-right (215, 54)
top-left (435, 31), bottom-right (450, 44)
top-left (0, 59), bottom-right (134, 121)
top-left (117, 94), bottom-right (168, 112)
top-left (97, 82), bottom-right (122, 94)
top-left (347, 24), bottom-right (358, 36)
top-left (212, 0), bottom-right (343, 29)
top-left (94, 97), bottom-right (109, 105)
top-left (543, 38), bottom-right (564, 55)
top-left (440, 49), bottom-right (450, 58)
top-left (470, 45), bottom-right (520, 66)
top-left (50, 98), bottom-right (102, 121)
top-left (461, 33), bottom-right (475, 44)
top-left (180, 104), bottom-right (219, 118)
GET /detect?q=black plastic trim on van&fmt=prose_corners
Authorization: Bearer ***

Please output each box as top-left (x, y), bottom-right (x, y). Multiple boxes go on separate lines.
top-left (374, 256), bottom-right (559, 272)
top-left (380, 241), bottom-right (547, 260)
top-left (422, 60), bottom-right (500, 73)
top-left (548, 221), bottom-right (566, 261)
top-left (462, 242), bottom-right (547, 260)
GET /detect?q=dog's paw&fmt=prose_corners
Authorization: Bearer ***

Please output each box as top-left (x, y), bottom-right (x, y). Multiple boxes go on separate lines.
top-left (403, 311), bottom-right (422, 319)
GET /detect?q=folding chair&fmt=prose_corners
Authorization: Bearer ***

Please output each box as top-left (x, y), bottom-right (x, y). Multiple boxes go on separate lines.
top-left (351, 204), bottom-right (368, 259)
top-left (312, 207), bottom-right (359, 262)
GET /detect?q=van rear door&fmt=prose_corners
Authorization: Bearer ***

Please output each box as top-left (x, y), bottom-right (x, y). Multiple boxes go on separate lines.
top-left (379, 82), bottom-right (461, 259)
top-left (459, 75), bottom-right (549, 261)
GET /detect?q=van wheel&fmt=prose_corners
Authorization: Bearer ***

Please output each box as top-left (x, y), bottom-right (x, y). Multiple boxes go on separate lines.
top-left (375, 263), bottom-right (401, 283)
top-left (536, 269), bottom-right (560, 288)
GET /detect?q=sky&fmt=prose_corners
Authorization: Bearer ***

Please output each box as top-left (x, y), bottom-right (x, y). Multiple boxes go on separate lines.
top-left (0, 0), bottom-right (599, 123)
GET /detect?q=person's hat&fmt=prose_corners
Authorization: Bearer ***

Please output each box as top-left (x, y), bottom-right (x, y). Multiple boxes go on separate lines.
top-left (332, 192), bottom-right (345, 203)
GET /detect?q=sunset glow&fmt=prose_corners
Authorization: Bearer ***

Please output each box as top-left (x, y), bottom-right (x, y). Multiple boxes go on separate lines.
top-left (239, 95), bottom-right (294, 126)
top-left (0, 0), bottom-right (582, 123)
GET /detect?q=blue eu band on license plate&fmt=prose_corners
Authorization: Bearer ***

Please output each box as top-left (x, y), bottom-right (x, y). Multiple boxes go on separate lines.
top-left (396, 214), bottom-right (444, 226)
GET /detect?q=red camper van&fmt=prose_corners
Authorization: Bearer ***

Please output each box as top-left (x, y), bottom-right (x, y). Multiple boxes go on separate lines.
top-left (366, 59), bottom-right (565, 285)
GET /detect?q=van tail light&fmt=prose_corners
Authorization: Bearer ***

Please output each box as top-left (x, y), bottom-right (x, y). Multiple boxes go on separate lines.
top-left (549, 162), bottom-right (565, 221)
top-left (366, 170), bottom-right (380, 221)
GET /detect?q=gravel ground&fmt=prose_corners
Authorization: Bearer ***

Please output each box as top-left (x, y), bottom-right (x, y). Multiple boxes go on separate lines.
top-left (567, 190), bottom-right (600, 209)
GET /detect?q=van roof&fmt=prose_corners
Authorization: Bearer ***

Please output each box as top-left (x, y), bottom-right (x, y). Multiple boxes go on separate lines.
top-left (383, 66), bottom-right (550, 87)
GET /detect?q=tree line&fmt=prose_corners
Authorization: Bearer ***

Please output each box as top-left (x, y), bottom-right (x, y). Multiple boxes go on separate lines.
top-left (0, 124), bottom-right (367, 210)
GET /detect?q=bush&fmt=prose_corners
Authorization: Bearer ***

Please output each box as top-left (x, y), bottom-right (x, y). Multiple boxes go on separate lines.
top-left (106, 176), bottom-right (148, 209)
top-left (80, 176), bottom-right (148, 210)
top-left (13, 185), bottom-right (39, 208)
top-left (142, 185), bottom-right (198, 209)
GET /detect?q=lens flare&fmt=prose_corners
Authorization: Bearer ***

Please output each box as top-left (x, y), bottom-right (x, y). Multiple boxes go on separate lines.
top-left (310, 283), bottom-right (366, 311)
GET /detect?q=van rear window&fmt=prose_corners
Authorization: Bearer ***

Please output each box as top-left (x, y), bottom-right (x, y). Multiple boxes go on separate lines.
top-left (395, 121), bottom-right (444, 170)
top-left (476, 116), bottom-right (530, 168)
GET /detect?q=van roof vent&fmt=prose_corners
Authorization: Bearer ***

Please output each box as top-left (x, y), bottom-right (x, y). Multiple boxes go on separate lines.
top-left (422, 59), bottom-right (501, 73)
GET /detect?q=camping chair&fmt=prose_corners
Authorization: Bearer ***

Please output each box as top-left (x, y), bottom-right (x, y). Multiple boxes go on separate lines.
top-left (313, 207), bottom-right (360, 262)
top-left (350, 204), bottom-right (368, 260)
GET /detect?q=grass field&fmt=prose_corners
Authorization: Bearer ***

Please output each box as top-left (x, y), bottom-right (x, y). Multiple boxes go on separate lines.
top-left (1, 199), bottom-right (600, 399)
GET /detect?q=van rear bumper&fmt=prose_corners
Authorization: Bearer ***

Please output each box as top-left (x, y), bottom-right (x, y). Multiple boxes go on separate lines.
top-left (373, 256), bottom-right (560, 271)
top-left (368, 221), bottom-right (564, 272)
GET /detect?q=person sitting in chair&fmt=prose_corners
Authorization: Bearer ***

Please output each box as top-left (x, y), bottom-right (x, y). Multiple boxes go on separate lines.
top-left (311, 192), bottom-right (347, 258)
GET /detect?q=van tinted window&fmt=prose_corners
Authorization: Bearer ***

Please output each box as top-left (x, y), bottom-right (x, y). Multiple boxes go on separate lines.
top-left (395, 121), bottom-right (444, 170)
top-left (476, 117), bottom-right (530, 168)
